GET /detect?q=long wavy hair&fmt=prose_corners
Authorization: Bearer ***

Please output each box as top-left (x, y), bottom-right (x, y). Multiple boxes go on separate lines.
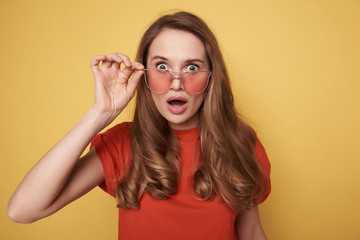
top-left (116, 11), bottom-right (268, 212)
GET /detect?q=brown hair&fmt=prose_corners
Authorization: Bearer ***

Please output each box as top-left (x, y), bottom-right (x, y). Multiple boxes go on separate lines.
top-left (116, 11), bottom-right (268, 212)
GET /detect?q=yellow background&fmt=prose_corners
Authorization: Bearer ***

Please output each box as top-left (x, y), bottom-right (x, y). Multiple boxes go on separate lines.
top-left (1, 0), bottom-right (359, 239)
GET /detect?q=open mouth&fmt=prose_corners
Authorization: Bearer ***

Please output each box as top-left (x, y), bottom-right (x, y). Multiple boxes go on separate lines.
top-left (168, 99), bottom-right (187, 107)
top-left (167, 96), bottom-right (188, 107)
top-left (166, 96), bottom-right (188, 114)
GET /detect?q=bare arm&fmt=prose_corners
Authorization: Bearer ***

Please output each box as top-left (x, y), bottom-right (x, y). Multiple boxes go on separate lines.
top-left (7, 53), bottom-right (144, 223)
top-left (235, 206), bottom-right (267, 240)
top-left (8, 109), bottom-right (107, 223)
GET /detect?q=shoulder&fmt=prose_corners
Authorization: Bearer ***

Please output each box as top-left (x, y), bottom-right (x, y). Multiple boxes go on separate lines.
top-left (90, 122), bottom-right (132, 149)
top-left (90, 122), bottom-right (133, 197)
top-left (254, 135), bottom-right (271, 171)
top-left (103, 121), bottom-right (132, 136)
top-left (96, 122), bottom-right (131, 139)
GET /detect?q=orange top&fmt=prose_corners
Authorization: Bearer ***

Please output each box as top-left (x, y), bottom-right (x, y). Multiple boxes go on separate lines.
top-left (91, 122), bottom-right (271, 240)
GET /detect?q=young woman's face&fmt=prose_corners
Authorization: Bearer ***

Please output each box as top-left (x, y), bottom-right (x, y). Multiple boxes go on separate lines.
top-left (146, 29), bottom-right (210, 130)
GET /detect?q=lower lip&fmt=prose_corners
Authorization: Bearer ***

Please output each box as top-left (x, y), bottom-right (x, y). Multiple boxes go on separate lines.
top-left (167, 102), bottom-right (188, 114)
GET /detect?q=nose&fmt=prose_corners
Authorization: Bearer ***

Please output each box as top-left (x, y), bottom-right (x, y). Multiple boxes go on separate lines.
top-left (169, 73), bottom-right (184, 91)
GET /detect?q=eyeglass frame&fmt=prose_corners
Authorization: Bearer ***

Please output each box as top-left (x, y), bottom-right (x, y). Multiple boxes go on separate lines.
top-left (143, 68), bottom-right (212, 94)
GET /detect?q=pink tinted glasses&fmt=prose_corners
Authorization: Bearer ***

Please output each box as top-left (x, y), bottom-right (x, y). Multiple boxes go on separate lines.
top-left (144, 68), bottom-right (211, 94)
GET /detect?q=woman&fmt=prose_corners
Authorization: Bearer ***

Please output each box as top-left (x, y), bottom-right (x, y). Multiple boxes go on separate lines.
top-left (8, 11), bottom-right (271, 239)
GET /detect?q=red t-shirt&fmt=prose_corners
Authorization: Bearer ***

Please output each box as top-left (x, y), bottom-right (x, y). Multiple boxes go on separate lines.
top-left (91, 122), bottom-right (271, 240)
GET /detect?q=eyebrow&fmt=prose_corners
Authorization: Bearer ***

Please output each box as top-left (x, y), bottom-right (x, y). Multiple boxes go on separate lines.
top-left (185, 58), bottom-right (205, 64)
top-left (150, 55), bottom-right (205, 64)
top-left (150, 55), bottom-right (168, 61)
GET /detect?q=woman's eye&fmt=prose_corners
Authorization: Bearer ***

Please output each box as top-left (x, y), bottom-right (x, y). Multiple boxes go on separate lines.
top-left (186, 65), bottom-right (199, 71)
top-left (156, 63), bottom-right (168, 70)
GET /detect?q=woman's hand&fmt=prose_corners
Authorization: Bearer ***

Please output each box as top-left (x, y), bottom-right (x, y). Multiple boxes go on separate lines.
top-left (90, 53), bottom-right (144, 120)
top-left (7, 54), bottom-right (143, 223)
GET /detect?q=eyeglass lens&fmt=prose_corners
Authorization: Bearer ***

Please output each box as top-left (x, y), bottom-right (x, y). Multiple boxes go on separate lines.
top-left (145, 69), bottom-right (210, 94)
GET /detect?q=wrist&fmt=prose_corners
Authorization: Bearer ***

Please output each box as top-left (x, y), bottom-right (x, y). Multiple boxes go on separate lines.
top-left (86, 107), bottom-right (116, 132)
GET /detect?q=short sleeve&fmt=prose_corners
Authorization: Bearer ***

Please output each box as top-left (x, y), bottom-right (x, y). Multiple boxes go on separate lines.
top-left (253, 137), bottom-right (271, 204)
top-left (90, 122), bottom-right (132, 197)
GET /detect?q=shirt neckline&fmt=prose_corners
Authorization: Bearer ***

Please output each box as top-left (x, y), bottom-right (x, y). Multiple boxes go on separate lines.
top-left (172, 127), bottom-right (199, 140)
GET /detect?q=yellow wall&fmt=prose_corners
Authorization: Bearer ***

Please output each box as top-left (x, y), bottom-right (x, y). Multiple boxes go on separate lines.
top-left (1, 1), bottom-right (359, 239)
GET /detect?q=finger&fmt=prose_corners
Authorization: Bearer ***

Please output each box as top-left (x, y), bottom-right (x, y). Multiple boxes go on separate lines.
top-left (90, 55), bottom-right (106, 73)
top-left (131, 61), bottom-right (145, 71)
top-left (121, 66), bottom-right (135, 79)
top-left (127, 70), bottom-right (144, 94)
top-left (114, 53), bottom-right (132, 68)
top-left (121, 62), bottom-right (144, 79)
top-left (111, 60), bottom-right (120, 70)
top-left (102, 60), bottom-right (111, 68)
top-left (104, 53), bottom-right (128, 70)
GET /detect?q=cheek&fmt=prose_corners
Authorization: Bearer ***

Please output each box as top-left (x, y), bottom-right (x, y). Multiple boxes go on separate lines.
top-left (150, 93), bottom-right (164, 110)
top-left (193, 95), bottom-right (205, 111)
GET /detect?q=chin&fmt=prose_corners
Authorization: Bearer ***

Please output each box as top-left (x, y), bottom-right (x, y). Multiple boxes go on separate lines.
top-left (166, 115), bottom-right (198, 130)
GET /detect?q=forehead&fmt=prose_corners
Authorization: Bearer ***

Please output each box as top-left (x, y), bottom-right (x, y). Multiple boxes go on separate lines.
top-left (147, 29), bottom-right (207, 63)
